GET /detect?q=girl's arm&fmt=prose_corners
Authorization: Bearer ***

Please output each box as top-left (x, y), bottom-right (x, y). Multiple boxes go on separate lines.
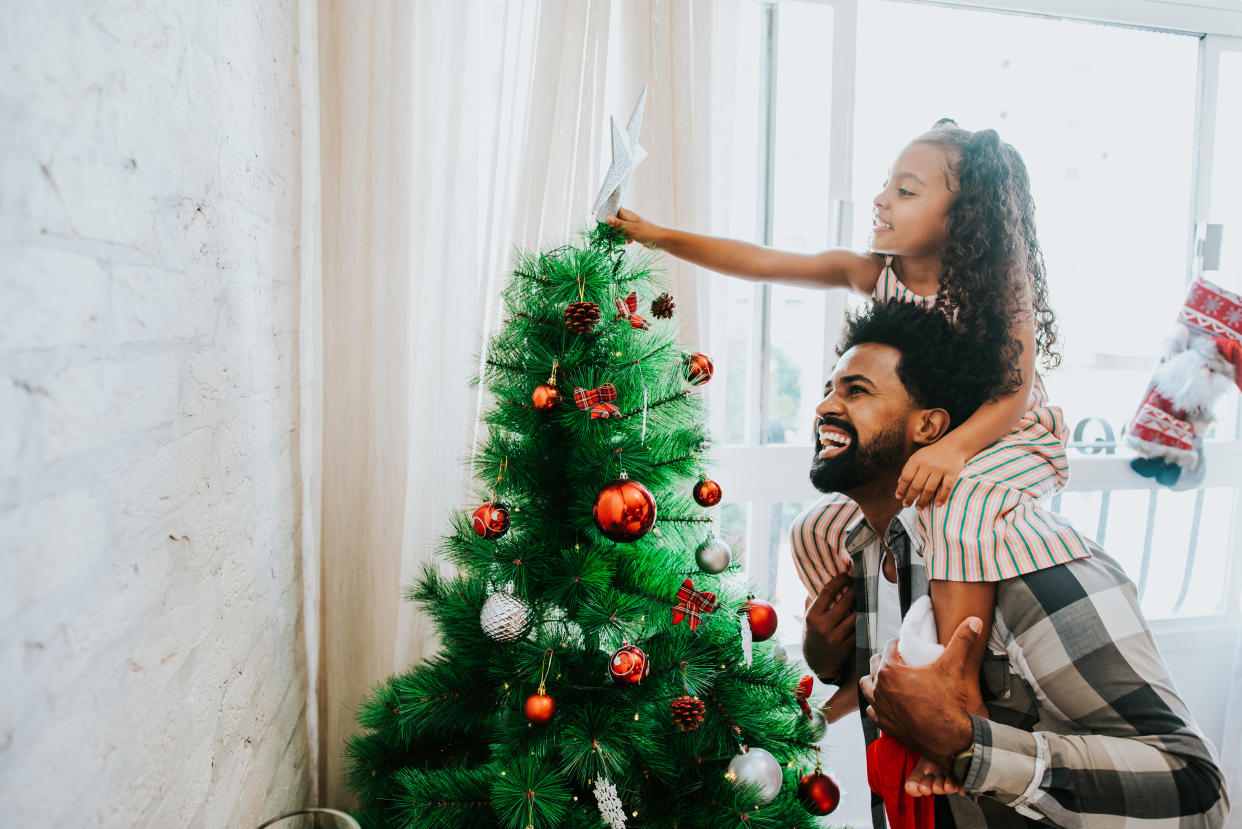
top-left (606, 208), bottom-right (882, 293)
top-left (896, 315), bottom-right (1037, 508)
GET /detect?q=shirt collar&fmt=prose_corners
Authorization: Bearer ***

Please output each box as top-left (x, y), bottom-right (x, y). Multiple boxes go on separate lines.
top-left (844, 505), bottom-right (924, 557)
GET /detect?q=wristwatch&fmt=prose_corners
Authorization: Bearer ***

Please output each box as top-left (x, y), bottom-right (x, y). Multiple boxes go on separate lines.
top-left (951, 746), bottom-right (974, 785)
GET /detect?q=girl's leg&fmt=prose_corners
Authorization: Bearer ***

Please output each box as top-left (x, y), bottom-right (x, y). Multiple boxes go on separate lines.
top-left (905, 579), bottom-right (994, 797)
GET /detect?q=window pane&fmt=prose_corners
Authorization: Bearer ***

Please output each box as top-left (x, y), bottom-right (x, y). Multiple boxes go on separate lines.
top-left (850, 2), bottom-right (1199, 438)
top-left (767, 1), bottom-right (835, 444)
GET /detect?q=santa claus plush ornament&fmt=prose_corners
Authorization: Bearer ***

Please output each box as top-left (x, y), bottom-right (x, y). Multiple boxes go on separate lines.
top-left (1126, 277), bottom-right (1242, 488)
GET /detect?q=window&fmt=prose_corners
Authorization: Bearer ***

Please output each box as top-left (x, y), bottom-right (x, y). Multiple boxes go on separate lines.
top-left (706, 5), bottom-right (1242, 820)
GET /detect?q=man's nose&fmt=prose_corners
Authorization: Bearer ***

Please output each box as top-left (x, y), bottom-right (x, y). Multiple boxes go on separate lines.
top-left (816, 391), bottom-right (844, 417)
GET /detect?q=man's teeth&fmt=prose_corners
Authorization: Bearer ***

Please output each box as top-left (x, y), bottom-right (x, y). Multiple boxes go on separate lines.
top-left (821, 432), bottom-right (850, 447)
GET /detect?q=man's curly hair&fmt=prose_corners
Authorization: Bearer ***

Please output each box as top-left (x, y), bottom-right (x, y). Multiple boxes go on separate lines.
top-left (837, 299), bottom-right (1005, 429)
top-left (913, 119), bottom-right (1062, 393)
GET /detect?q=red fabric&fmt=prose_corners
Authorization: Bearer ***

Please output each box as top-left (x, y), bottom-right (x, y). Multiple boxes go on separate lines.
top-left (867, 734), bottom-right (936, 829)
top-left (573, 383), bottom-right (621, 419)
top-left (1214, 337), bottom-right (1242, 391)
top-left (670, 578), bottom-right (718, 631)
top-left (1129, 388), bottom-right (1195, 454)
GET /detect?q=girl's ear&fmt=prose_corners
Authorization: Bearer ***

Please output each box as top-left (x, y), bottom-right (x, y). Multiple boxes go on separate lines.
top-left (911, 408), bottom-right (952, 446)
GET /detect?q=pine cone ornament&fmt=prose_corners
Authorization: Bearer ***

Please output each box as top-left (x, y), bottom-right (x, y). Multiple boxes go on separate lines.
top-left (670, 695), bottom-right (706, 731)
top-left (651, 292), bottom-right (675, 319)
top-left (564, 301), bottom-right (602, 334)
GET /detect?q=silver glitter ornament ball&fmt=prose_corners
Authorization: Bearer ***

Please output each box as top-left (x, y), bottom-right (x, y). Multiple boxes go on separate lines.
top-left (694, 535), bottom-right (732, 574)
top-left (808, 706), bottom-right (828, 741)
top-left (479, 590), bottom-right (531, 643)
top-left (725, 746), bottom-right (783, 803)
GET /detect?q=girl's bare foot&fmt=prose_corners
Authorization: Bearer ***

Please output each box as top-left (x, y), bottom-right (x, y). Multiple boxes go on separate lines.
top-left (904, 757), bottom-right (961, 797)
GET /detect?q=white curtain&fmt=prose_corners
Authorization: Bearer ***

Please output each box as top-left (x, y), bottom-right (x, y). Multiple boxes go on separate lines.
top-left (315, 0), bottom-right (744, 805)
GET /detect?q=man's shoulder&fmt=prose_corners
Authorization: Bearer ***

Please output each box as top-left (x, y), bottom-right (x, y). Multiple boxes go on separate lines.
top-left (994, 543), bottom-right (1144, 642)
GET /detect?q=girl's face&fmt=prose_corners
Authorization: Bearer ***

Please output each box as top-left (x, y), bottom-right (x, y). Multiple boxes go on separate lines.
top-left (871, 141), bottom-right (957, 258)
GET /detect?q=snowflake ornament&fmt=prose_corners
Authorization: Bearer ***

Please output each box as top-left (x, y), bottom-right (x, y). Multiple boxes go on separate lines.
top-left (595, 777), bottom-right (627, 829)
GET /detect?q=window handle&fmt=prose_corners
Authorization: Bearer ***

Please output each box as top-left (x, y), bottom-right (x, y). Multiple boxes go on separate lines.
top-left (1199, 223), bottom-right (1223, 271)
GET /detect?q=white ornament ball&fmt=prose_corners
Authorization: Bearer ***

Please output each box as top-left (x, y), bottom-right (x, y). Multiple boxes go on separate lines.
top-left (725, 747), bottom-right (783, 803)
top-left (480, 590), bottom-right (531, 642)
top-left (694, 535), bottom-right (732, 574)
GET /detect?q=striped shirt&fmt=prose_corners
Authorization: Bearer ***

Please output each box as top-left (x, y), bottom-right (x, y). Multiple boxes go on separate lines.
top-left (790, 259), bottom-right (1094, 591)
top-left (844, 512), bottom-right (1227, 828)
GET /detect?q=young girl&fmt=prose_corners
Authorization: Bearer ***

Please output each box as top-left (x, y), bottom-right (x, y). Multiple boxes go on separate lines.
top-left (608, 120), bottom-right (1094, 797)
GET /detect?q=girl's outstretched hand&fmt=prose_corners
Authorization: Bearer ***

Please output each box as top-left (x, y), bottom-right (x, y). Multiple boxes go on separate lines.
top-left (896, 442), bottom-right (970, 509)
top-left (605, 207), bottom-right (662, 247)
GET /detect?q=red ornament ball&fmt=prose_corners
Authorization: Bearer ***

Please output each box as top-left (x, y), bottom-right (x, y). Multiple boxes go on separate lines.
top-left (797, 770), bottom-right (840, 815)
top-left (593, 477), bottom-right (657, 542)
top-left (524, 693), bottom-right (556, 723)
top-left (692, 478), bottom-right (723, 507)
top-left (744, 597), bottom-right (778, 642)
top-left (532, 384), bottom-right (560, 410)
top-left (682, 352), bottom-right (714, 385)
top-left (471, 502), bottom-right (510, 539)
top-left (608, 642), bottom-right (651, 686)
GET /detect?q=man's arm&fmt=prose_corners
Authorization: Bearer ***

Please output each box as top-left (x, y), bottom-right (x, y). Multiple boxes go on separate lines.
top-left (962, 557), bottom-right (1227, 826)
top-left (863, 556), bottom-right (1228, 827)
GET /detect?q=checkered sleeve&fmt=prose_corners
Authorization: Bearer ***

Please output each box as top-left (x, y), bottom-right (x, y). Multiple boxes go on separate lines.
top-left (960, 551), bottom-right (1228, 826)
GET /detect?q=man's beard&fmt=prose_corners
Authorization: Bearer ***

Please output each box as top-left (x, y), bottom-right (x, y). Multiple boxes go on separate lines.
top-left (809, 419), bottom-right (906, 494)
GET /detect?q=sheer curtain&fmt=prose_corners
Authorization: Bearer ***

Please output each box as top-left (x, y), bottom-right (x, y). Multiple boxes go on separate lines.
top-left (315, 0), bottom-right (744, 805)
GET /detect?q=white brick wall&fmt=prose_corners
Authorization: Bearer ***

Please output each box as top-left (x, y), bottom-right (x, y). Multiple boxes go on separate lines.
top-left (0, 2), bottom-right (313, 826)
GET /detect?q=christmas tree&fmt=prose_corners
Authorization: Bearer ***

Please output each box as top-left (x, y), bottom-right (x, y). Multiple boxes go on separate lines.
top-left (344, 94), bottom-right (837, 829)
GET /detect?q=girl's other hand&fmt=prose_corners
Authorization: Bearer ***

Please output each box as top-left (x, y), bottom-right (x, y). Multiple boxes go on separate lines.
top-left (896, 442), bottom-right (969, 509)
top-left (606, 207), bottom-right (662, 247)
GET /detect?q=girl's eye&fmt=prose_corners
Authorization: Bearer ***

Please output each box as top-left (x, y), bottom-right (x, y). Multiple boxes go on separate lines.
top-left (898, 188), bottom-right (914, 196)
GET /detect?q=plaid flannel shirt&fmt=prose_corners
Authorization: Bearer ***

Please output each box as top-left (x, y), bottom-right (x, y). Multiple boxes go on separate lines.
top-left (829, 509), bottom-right (1228, 828)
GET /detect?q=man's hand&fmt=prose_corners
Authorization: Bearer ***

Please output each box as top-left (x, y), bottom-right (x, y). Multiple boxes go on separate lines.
top-left (802, 569), bottom-right (856, 683)
top-left (895, 440), bottom-right (970, 509)
top-left (859, 617), bottom-right (984, 771)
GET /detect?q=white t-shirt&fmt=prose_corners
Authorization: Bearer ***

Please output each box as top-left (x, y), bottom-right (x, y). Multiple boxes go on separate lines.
top-left (869, 544), bottom-right (903, 654)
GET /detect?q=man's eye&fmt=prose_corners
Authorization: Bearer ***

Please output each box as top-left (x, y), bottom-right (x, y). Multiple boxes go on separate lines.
top-left (848, 385), bottom-right (866, 395)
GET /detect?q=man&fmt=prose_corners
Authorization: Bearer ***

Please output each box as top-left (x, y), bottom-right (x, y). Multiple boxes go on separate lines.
top-left (796, 300), bottom-right (1227, 827)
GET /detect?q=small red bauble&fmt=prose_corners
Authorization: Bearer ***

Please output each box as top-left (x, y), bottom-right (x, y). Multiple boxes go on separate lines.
top-left (608, 642), bottom-right (651, 686)
top-left (743, 596), bottom-right (778, 642)
top-left (692, 478), bottom-right (723, 507)
top-left (532, 384), bottom-right (560, 410)
top-left (797, 770), bottom-right (840, 815)
top-left (471, 502), bottom-right (510, 539)
top-left (592, 477), bottom-right (657, 542)
top-left (524, 693), bottom-right (556, 723)
top-left (682, 352), bottom-right (714, 385)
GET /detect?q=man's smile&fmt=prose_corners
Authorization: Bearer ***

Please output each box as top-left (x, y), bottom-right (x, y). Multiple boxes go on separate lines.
top-left (817, 419), bottom-right (856, 459)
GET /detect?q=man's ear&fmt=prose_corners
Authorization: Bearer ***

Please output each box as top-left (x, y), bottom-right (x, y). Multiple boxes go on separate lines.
top-left (911, 407), bottom-right (951, 446)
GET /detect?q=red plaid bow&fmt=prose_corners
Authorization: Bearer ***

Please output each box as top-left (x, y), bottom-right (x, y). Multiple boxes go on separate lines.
top-left (671, 578), bottom-right (718, 631)
top-left (795, 675), bottom-right (814, 717)
top-left (615, 292), bottom-right (649, 330)
top-left (574, 383), bottom-right (622, 419)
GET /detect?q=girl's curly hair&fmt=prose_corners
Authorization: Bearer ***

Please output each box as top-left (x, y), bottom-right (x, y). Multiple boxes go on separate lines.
top-left (915, 120), bottom-right (1062, 393)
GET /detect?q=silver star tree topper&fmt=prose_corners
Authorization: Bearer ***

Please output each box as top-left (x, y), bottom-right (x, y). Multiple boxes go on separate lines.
top-left (592, 85), bottom-right (648, 223)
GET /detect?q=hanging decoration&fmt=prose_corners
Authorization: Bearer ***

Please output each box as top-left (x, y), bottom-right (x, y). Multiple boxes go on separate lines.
top-left (725, 745), bottom-right (783, 803)
top-left (743, 596), bottom-right (778, 642)
top-left (594, 777), bottom-right (627, 829)
top-left (693, 534), bottom-right (732, 574)
top-left (682, 352), bottom-right (714, 386)
top-left (670, 578), bottom-right (719, 632)
top-left (608, 642), bottom-right (651, 686)
top-left (615, 291), bottom-right (650, 330)
top-left (479, 587), bottom-right (531, 643)
top-left (651, 292), bottom-right (675, 320)
top-left (564, 301), bottom-right (602, 334)
top-left (524, 649), bottom-right (557, 723)
top-left (532, 358), bottom-right (561, 410)
top-left (471, 502), bottom-right (510, 540)
top-left (592, 473), bottom-right (657, 542)
top-left (574, 383), bottom-right (622, 419)
top-left (797, 747), bottom-right (841, 816)
top-left (670, 662), bottom-right (706, 732)
top-left (692, 477), bottom-right (723, 507)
